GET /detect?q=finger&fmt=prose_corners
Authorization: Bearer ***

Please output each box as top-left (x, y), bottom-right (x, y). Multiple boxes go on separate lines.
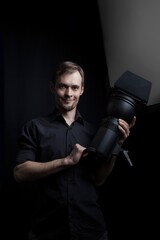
top-left (129, 116), bottom-right (136, 128)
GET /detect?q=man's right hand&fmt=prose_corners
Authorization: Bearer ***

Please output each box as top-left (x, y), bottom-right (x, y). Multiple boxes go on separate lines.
top-left (66, 144), bottom-right (86, 165)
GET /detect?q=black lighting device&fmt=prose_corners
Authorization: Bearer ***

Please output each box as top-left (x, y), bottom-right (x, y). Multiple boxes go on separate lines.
top-left (87, 70), bottom-right (152, 164)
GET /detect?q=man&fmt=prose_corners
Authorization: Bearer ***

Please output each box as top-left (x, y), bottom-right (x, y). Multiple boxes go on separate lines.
top-left (13, 61), bottom-right (136, 240)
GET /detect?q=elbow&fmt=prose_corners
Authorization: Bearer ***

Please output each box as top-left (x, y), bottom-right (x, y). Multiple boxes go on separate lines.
top-left (13, 165), bottom-right (24, 183)
top-left (95, 179), bottom-right (105, 187)
top-left (94, 175), bottom-right (106, 186)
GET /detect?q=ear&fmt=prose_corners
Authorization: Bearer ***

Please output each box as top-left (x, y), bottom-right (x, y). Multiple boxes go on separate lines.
top-left (80, 86), bottom-right (84, 95)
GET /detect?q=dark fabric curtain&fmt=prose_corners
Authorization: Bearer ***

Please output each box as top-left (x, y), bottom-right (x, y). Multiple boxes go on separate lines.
top-left (0, 32), bottom-right (4, 186)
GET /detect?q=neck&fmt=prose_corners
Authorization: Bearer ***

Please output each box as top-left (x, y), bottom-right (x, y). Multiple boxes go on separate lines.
top-left (61, 108), bottom-right (77, 125)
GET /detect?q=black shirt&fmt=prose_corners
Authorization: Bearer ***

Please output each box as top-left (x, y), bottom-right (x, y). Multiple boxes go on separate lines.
top-left (16, 109), bottom-right (107, 240)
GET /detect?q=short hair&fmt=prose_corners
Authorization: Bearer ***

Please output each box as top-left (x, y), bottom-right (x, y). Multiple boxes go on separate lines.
top-left (52, 61), bottom-right (85, 86)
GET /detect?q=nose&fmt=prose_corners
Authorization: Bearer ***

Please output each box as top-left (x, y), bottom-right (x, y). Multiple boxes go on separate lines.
top-left (65, 87), bottom-right (72, 96)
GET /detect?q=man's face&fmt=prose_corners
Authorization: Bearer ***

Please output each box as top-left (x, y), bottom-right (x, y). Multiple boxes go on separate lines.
top-left (52, 71), bottom-right (84, 112)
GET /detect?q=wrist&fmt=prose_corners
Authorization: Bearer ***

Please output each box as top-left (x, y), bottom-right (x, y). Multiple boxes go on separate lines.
top-left (112, 143), bottom-right (123, 156)
top-left (63, 157), bottom-right (70, 166)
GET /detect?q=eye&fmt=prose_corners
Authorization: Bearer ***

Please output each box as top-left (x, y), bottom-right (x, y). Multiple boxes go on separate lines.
top-left (58, 84), bottom-right (66, 89)
top-left (59, 85), bottom-right (65, 89)
top-left (72, 85), bottom-right (79, 91)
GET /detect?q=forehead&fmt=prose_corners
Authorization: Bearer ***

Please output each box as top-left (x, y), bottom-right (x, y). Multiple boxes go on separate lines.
top-left (57, 71), bottom-right (82, 86)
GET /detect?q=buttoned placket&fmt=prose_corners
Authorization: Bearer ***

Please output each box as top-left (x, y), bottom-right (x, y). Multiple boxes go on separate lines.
top-left (65, 125), bottom-right (77, 236)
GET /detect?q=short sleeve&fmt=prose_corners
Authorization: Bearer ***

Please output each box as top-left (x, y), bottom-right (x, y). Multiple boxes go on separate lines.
top-left (15, 120), bottom-right (39, 164)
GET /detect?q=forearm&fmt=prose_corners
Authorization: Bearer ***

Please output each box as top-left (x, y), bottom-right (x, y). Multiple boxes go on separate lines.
top-left (13, 158), bottom-right (71, 183)
top-left (94, 155), bottom-right (117, 186)
top-left (14, 144), bottom-right (85, 183)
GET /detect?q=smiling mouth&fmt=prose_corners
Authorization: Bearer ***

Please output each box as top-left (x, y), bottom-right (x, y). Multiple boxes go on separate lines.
top-left (63, 100), bottom-right (73, 104)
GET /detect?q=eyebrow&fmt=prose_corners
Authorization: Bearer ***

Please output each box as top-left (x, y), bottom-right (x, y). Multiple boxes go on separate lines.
top-left (57, 83), bottom-right (80, 88)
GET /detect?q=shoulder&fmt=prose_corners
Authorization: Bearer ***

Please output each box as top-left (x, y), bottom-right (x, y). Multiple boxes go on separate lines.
top-left (25, 113), bottom-right (54, 126)
top-left (21, 114), bottom-right (53, 135)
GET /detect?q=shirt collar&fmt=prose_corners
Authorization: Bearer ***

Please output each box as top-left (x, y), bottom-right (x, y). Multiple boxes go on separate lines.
top-left (50, 108), bottom-right (84, 125)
